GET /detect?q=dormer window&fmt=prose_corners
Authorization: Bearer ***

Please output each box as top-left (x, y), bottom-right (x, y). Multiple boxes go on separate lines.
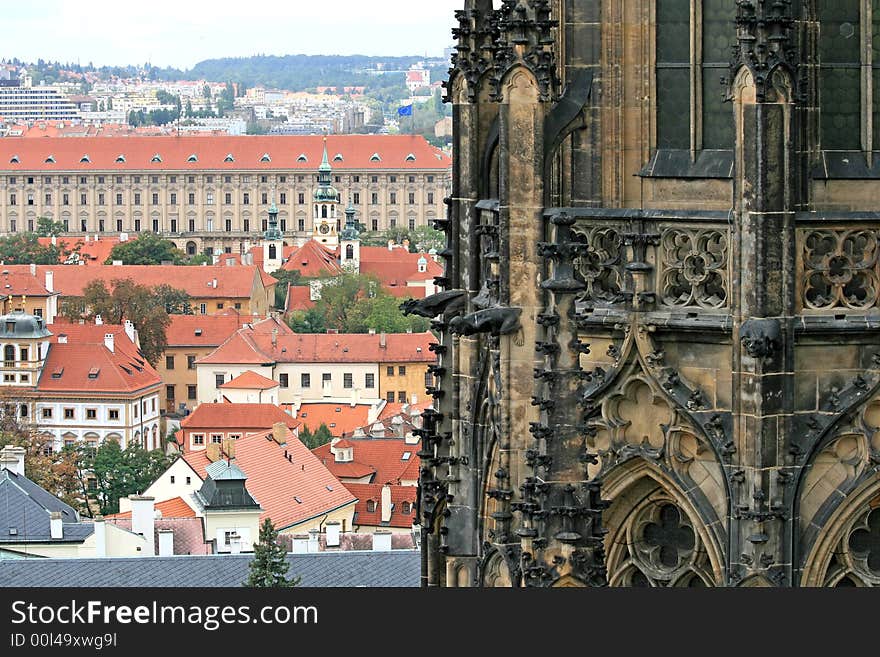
top-left (115, 155), bottom-right (125, 163)
top-left (405, 153), bottom-right (416, 162)
top-left (370, 153), bottom-right (381, 162)
top-left (88, 367), bottom-right (100, 379)
top-left (260, 153), bottom-right (271, 162)
top-left (402, 502), bottom-right (411, 514)
top-left (80, 155), bottom-right (91, 163)
top-left (45, 155), bottom-right (56, 164)
top-left (187, 154), bottom-right (198, 162)
top-left (366, 500), bottom-right (377, 513)
top-left (333, 154), bottom-right (344, 162)
top-left (297, 154), bottom-right (308, 162)
top-left (224, 154), bottom-right (235, 162)
top-left (9, 155), bottom-right (19, 164)
top-left (151, 154), bottom-right (162, 163)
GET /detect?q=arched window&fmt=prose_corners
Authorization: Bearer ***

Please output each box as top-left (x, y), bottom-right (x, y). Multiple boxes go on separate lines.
top-left (321, 205), bottom-right (328, 219)
top-left (655, 0), bottom-right (735, 151)
top-left (345, 244), bottom-right (354, 260)
top-left (269, 244), bottom-right (277, 260)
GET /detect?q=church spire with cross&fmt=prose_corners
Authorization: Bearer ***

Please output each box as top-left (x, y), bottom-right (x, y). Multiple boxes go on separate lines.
top-left (312, 135), bottom-right (340, 247)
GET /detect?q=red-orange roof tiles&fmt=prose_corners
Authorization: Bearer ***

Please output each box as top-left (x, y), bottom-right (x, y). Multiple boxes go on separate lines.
top-left (106, 496), bottom-right (196, 520)
top-left (285, 286), bottom-right (315, 313)
top-left (165, 313), bottom-right (258, 348)
top-left (37, 343), bottom-right (161, 394)
top-left (0, 135), bottom-right (452, 172)
top-left (312, 438), bottom-right (421, 485)
top-left (37, 236), bottom-right (120, 265)
top-left (219, 371), bottom-right (279, 390)
top-left (0, 270), bottom-right (53, 297)
top-left (184, 429), bottom-right (356, 530)
top-left (294, 403), bottom-right (372, 437)
top-left (281, 240), bottom-right (343, 277)
top-left (346, 483), bottom-right (418, 529)
top-left (180, 403), bottom-right (298, 431)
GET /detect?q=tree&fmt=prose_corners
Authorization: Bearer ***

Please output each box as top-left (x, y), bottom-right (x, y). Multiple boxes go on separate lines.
top-left (36, 216), bottom-right (66, 237)
top-left (0, 233), bottom-right (68, 264)
top-left (245, 518), bottom-right (300, 588)
top-left (346, 293), bottom-right (430, 334)
top-left (61, 278), bottom-right (176, 365)
top-left (410, 225), bottom-right (446, 253)
top-left (154, 284), bottom-right (193, 315)
top-left (286, 307), bottom-right (326, 334)
top-left (271, 269), bottom-right (303, 309)
top-left (297, 424), bottom-right (333, 450)
top-left (81, 439), bottom-right (173, 516)
top-left (105, 232), bottom-right (184, 265)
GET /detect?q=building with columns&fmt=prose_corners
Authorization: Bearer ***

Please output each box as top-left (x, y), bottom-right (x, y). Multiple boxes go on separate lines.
top-left (0, 135), bottom-right (451, 256)
top-left (417, 0), bottom-right (880, 588)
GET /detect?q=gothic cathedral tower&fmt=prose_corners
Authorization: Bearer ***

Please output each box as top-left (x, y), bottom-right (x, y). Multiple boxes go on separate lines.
top-left (411, 1), bottom-right (880, 588)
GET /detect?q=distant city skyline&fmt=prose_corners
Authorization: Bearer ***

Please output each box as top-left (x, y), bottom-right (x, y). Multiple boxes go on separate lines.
top-left (2, 1), bottom-right (465, 70)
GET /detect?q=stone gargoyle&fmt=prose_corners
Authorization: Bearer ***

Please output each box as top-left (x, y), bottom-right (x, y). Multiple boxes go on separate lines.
top-left (449, 306), bottom-right (522, 337)
top-left (739, 318), bottom-right (781, 360)
top-left (400, 290), bottom-right (467, 319)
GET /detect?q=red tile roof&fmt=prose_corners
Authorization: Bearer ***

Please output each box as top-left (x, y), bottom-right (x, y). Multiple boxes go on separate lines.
top-left (180, 403), bottom-right (298, 431)
top-left (37, 236), bottom-right (120, 265)
top-left (2, 264), bottom-right (266, 300)
top-left (49, 319), bottom-right (136, 350)
top-left (377, 400), bottom-right (433, 421)
top-left (312, 438), bottom-right (421, 485)
top-left (219, 371), bottom-right (279, 390)
top-left (106, 496), bottom-right (196, 519)
top-left (0, 135), bottom-right (452, 172)
top-left (200, 330), bottom-right (437, 366)
top-left (346, 483), bottom-right (418, 529)
top-left (285, 286), bottom-right (315, 313)
top-left (184, 429), bottom-right (356, 530)
top-left (0, 270), bottom-right (53, 297)
top-left (105, 517), bottom-right (211, 555)
top-left (293, 403), bottom-right (373, 437)
top-left (37, 342), bottom-right (161, 394)
top-left (358, 247), bottom-right (444, 285)
top-left (165, 312), bottom-right (259, 348)
top-left (280, 240), bottom-right (343, 276)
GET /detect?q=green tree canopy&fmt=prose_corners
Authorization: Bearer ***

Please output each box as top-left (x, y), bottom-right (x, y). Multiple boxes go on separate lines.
top-left (271, 269), bottom-right (303, 309)
top-left (36, 216), bottom-right (67, 237)
top-left (59, 278), bottom-right (177, 365)
top-left (0, 233), bottom-right (68, 265)
top-left (105, 232), bottom-right (184, 265)
top-left (81, 439), bottom-right (173, 516)
top-left (245, 518), bottom-right (300, 588)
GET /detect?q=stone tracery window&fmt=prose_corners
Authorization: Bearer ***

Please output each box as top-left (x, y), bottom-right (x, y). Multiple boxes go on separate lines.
top-left (822, 506), bottom-right (880, 587)
top-left (655, 0), bottom-right (735, 151)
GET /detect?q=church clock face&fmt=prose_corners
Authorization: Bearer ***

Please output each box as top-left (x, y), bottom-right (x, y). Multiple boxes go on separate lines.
top-left (319, 222), bottom-right (330, 235)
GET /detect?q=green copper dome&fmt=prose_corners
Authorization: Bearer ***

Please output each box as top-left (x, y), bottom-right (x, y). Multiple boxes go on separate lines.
top-left (314, 137), bottom-right (341, 203)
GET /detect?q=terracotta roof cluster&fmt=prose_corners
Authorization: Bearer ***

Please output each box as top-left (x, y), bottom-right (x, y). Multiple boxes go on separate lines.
top-left (49, 319), bottom-right (132, 346)
top-left (0, 269), bottom-right (53, 298)
top-left (38, 342), bottom-right (161, 394)
top-left (183, 428), bottom-right (356, 531)
top-left (285, 286), bottom-right (315, 313)
top-left (105, 517), bottom-right (211, 556)
top-left (180, 403), bottom-right (299, 432)
top-left (346, 483), bottom-right (417, 529)
top-left (0, 135), bottom-right (452, 172)
top-left (200, 329), bottom-right (437, 366)
top-left (1, 264), bottom-right (272, 300)
top-left (106, 496), bottom-right (196, 520)
top-left (37, 236), bottom-right (120, 265)
top-left (280, 241), bottom-right (343, 276)
top-left (312, 437), bottom-right (421, 485)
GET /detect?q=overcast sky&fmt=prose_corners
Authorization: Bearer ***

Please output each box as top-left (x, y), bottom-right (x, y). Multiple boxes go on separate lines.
top-left (2, 0), bottom-right (465, 69)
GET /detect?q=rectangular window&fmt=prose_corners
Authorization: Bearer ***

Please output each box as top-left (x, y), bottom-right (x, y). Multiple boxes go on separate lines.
top-left (200, 303), bottom-right (207, 315)
top-left (372, 219), bottom-right (378, 231)
top-left (298, 192), bottom-right (305, 204)
top-left (206, 192), bottom-right (214, 205)
top-left (427, 175), bottom-right (434, 183)
top-left (261, 192), bottom-right (268, 204)
top-left (225, 219), bottom-right (232, 232)
top-left (171, 219), bottom-right (178, 233)
top-left (187, 355), bottom-right (196, 370)
top-left (408, 175), bottom-right (416, 183)
top-left (408, 192), bottom-right (415, 204)
top-left (86, 408), bottom-right (97, 420)
top-left (81, 193), bottom-right (87, 205)
top-left (62, 193), bottom-right (69, 206)
top-left (409, 218), bottom-right (416, 231)
top-left (109, 409), bottom-right (119, 420)
top-left (152, 192), bottom-right (159, 205)
top-left (428, 192), bottom-right (434, 204)
top-left (387, 391), bottom-right (395, 403)
top-left (280, 373), bottom-right (289, 388)
top-left (193, 434), bottom-right (204, 445)
top-left (215, 373), bottom-right (225, 388)
top-left (153, 219), bottom-right (159, 232)
top-left (116, 219), bottom-right (123, 232)
top-left (116, 193), bottom-right (123, 205)
top-left (188, 176), bottom-right (195, 184)
top-left (188, 192), bottom-right (196, 205)
top-left (98, 193), bottom-right (105, 206)
top-left (243, 219), bottom-right (250, 232)
top-left (166, 385), bottom-right (175, 401)
top-left (387, 366), bottom-right (395, 376)
top-left (301, 373), bottom-right (311, 388)
top-left (170, 193), bottom-right (177, 205)
top-left (298, 218), bottom-right (305, 231)
top-left (189, 219), bottom-right (196, 232)
top-left (371, 192), bottom-right (378, 205)
top-left (425, 370), bottom-right (434, 389)
top-left (152, 176), bottom-right (159, 184)
top-left (42, 408), bottom-right (52, 419)
top-left (211, 434), bottom-right (223, 444)
top-left (165, 355), bottom-right (175, 370)
top-left (398, 366), bottom-right (407, 376)
top-left (371, 176), bottom-right (378, 183)
top-left (353, 192), bottom-right (360, 205)
top-left (9, 193), bottom-right (16, 206)
top-left (243, 193), bottom-right (250, 205)
top-left (365, 373), bottom-right (375, 388)
top-left (188, 385), bottom-right (197, 400)
top-left (134, 193), bottom-right (141, 206)
top-left (343, 373), bottom-right (353, 388)
top-left (225, 192), bottom-right (232, 204)
top-left (280, 192), bottom-right (287, 204)
top-left (322, 373), bottom-right (332, 385)
top-left (134, 219), bottom-right (141, 232)
top-left (398, 391), bottom-right (407, 403)
top-left (390, 192), bottom-right (397, 204)
top-left (44, 192), bottom-right (52, 204)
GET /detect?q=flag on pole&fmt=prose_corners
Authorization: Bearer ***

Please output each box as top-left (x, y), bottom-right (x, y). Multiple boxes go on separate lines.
top-left (397, 105), bottom-right (413, 117)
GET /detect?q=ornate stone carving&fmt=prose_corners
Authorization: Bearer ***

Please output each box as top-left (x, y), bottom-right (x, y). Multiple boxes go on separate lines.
top-left (569, 225), bottom-right (624, 303)
top-left (400, 290), bottom-right (468, 318)
top-left (660, 229), bottom-right (729, 309)
top-left (739, 318), bottom-right (781, 359)
top-left (449, 307), bottom-right (523, 337)
top-left (802, 230), bottom-right (879, 310)
top-left (729, 0), bottom-right (798, 102)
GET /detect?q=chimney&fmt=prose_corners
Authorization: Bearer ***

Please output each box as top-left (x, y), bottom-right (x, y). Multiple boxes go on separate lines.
top-left (272, 422), bottom-right (287, 445)
top-left (119, 232), bottom-right (129, 242)
top-left (95, 314), bottom-right (103, 326)
top-left (272, 327), bottom-right (278, 348)
top-left (104, 333), bottom-right (114, 353)
top-left (206, 443), bottom-right (222, 462)
top-left (130, 496), bottom-right (156, 555)
top-left (291, 534), bottom-right (309, 554)
top-left (387, 240), bottom-right (394, 251)
top-left (368, 328), bottom-right (376, 335)
top-left (221, 437), bottom-right (236, 460)
top-left (94, 516), bottom-right (106, 558)
top-left (50, 511), bottom-right (64, 539)
top-left (58, 334), bottom-right (68, 344)
top-left (325, 521), bottom-right (341, 548)
top-left (307, 528), bottom-right (320, 553)
top-left (51, 235), bottom-right (57, 246)
top-left (379, 332), bottom-right (386, 349)
top-left (29, 263), bottom-right (36, 276)
top-left (212, 278), bottom-right (218, 289)
top-left (381, 483), bottom-right (393, 523)
top-left (45, 270), bottom-right (54, 293)
top-left (350, 387), bottom-right (360, 408)
top-left (112, 260), bottom-right (123, 266)
top-left (0, 445), bottom-right (26, 476)
top-left (373, 530), bottom-right (392, 552)
top-left (124, 319), bottom-right (136, 344)
top-left (229, 533), bottom-right (242, 555)
top-left (158, 529), bottom-right (174, 557)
